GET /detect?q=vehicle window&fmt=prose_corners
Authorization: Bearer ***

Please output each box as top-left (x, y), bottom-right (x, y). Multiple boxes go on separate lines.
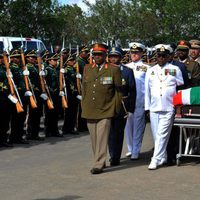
top-left (0, 41), bottom-right (3, 50)
top-left (11, 41), bottom-right (46, 52)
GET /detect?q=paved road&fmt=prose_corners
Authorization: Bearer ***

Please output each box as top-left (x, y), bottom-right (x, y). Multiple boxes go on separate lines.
top-left (0, 122), bottom-right (200, 200)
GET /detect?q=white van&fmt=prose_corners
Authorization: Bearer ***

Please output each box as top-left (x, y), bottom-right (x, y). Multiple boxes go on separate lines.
top-left (0, 36), bottom-right (46, 52)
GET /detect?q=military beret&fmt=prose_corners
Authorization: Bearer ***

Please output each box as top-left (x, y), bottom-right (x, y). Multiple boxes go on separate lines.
top-left (189, 39), bottom-right (200, 49)
top-left (155, 44), bottom-right (172, 54)
top-left (10, 49), bottom-right (21, 57)
top-left (92, 43), bottom-right (108, 53)
top-left (108, 47), bottom-right (123, 57)
top-left (46, 53), bottom-right (59, 60)
top-left (129, 42), bottom-right (145, 52)
top-left (25, 49), bottom-right (37, 57)
top-left (176, 40), bottom-right (190, 50)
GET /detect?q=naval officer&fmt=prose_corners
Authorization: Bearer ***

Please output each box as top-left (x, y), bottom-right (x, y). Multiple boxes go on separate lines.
top-left (145, 44), bottom-right (184, 170)
top-left (125, 42), bottom-right (150, 160)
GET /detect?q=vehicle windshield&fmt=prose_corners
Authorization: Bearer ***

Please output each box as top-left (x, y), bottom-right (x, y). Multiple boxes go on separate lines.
top-left (11, 41), bottom-right (46, 52)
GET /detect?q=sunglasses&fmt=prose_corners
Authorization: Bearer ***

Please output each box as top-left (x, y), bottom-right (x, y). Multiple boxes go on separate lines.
top-left (157, 54), bottom-right (168, 58)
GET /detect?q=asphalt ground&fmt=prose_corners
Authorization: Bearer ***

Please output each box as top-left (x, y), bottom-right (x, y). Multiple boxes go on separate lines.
top-left (0, 122), bottom-right (200, 200)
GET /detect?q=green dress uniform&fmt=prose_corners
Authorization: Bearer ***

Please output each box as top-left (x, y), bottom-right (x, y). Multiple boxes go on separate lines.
top-left (82, 61), bottom-right (122, 171)
top-left (62, 64), bottom-right (79, 134)
top-left (9, 62), bottom-right (27, 144)
top-left (26, 62), bottom-right (43, 140)
top-left (0, 62), bottom-right (11, 146)
top-left (44, 63), bottom-right (61, 136)
top-left (76, 55), bottom-right (89, 132)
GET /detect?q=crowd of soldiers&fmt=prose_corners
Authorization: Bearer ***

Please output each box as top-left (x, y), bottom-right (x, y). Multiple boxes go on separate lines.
top-left (0, 45), bottom-right (89, 147)
top-left (0, 39), bottom-right (200, 173)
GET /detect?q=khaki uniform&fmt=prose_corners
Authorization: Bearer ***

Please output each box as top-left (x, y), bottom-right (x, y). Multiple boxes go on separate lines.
top-left (82, 63), bottom-right (122, 169)
top-left (183, 58), bottom-right (200, 87)
top-left (82, 63), bottom-right (122, 119)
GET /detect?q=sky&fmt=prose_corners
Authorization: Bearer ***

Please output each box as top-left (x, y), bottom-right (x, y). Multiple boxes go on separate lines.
top-left (58, 0), bottom-right (96, 12)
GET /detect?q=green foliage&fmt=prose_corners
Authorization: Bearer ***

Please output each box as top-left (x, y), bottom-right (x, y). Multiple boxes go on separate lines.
top-left (0, 0), bottom-right (199, 47)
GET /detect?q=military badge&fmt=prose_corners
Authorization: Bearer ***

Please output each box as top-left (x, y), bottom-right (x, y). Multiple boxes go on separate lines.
top-left (151, 71), bottom-right (155, 75)
top-left (100, 77), bottom-right (113, 84)
top-left (122, 78), bottom-right (126, 85)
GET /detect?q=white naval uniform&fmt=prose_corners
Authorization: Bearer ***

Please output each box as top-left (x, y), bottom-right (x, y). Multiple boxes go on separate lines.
top-left (145, 62), bottom-right (184, 164)
top-left (125, 60), bottom-right (149, 157)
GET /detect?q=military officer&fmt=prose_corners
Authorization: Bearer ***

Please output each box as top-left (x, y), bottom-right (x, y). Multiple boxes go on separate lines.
top-left (125, 42), bottom-right (150, 160)
top-left (189, 39), bottom-right (200, 64)
top-left (62, 53), bottom-right (79, 134)
top-left (82, 43), bottom-right (122, 174)
top-left (176, 40), bottom-right (200, 87)
top-left (44, 53), bottom-right (63, 137)
top-left (108, 47), bottom-right (136, 166)
top-left (25, 50), bottom-right (43, 140)
top-left (9, 49), bottom-right (29, 144)
top-left (145, 44), bottom-right (184, 170)
top-left (0, 50), bottom-right (12, 147)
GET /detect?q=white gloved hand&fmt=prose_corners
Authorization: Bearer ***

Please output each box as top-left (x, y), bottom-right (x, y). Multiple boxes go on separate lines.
top-left (40, 93), bottom-right (48, 100)
top-left (23, 70), bottom-right (30, 76)
top-left (59, 91), bottom-right (65, 96)
top-left (6, 72), bottom-right (13, 78)
top-left (8, 94), bottom-right (18, 104)
top-left (76, 95), bottom-right (82, 100)
top-left (60, 68), bottom-right (65, 74)
top-left (39, 70), bottom-right (45, 76)
top-left (76, 73), bottom-right (82, 79)
top-left (25, 91), bottom-right (33, 97)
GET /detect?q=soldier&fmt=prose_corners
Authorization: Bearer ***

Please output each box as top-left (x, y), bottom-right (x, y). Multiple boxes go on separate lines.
top-left (176, 40), bottom-right (200, 87)
top-left (125, 42), bottom-right (150, 160)
top-left (9, 49), bottom-right (29, 144)
top-left (189, 39), bottom-right (200, 64)
top-left (145, 44), bottom-right (184, 170)
top-left (62, 53), bottom-right (80, 134)
top-left (76, 46), bottom-right (89, 132)
top-left (25, 50), bottom-right (43, 140)
top-left (44, 53), bottom-right (63, 137)
top-left (0, 50), bottom-right (12, 147)
top-left (81, 43), bottom-right (122, 174)
top-left (108, 47), bottom-right (136, 166)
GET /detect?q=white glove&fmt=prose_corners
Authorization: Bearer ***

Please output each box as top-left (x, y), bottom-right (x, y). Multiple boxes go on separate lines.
top-left (6, 72), bottom-right (13, 78)
top-left (40, 93), bottom-right (48, 100)
top-left (59, 91), bottom-right (65, 96)
top-left (25, 91), bottom-right (33, 97)
top-left (76, 73), bottom-right (82, 79)
top-left (8, 94), bottom-right (18, 104)
top-left (76, 95), bottom-right (82, 100)
top-left (60, 68), bottom-right (65, 74)
top-left (23, 70), bottom-right (30, 76)
top-left (39, 70), bottom-right (45, 76)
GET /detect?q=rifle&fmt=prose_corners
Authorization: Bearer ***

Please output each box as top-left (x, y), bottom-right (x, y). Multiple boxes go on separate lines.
top-left (37, 51), bottom-right (54, 109)
top-left (59, 37), bottom-right (68, 108)
top-left (75, 45), bottom-right (81, 95)
top-left (3, 52), bottom-right (24, 113)
top-left (20, 49), bottom-right (37, 109)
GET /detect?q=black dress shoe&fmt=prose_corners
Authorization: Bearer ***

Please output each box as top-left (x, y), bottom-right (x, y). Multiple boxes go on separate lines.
top-left (16, 139), bottom-right (29, 144)
top-left (110, 159), bottom-right (120, 166)
top-left (1, 142), bottom-right (13, 147)
top-left (90, 168), bottom-right (103, 174)
top-left (29, 136), bottom-right (45, 141)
